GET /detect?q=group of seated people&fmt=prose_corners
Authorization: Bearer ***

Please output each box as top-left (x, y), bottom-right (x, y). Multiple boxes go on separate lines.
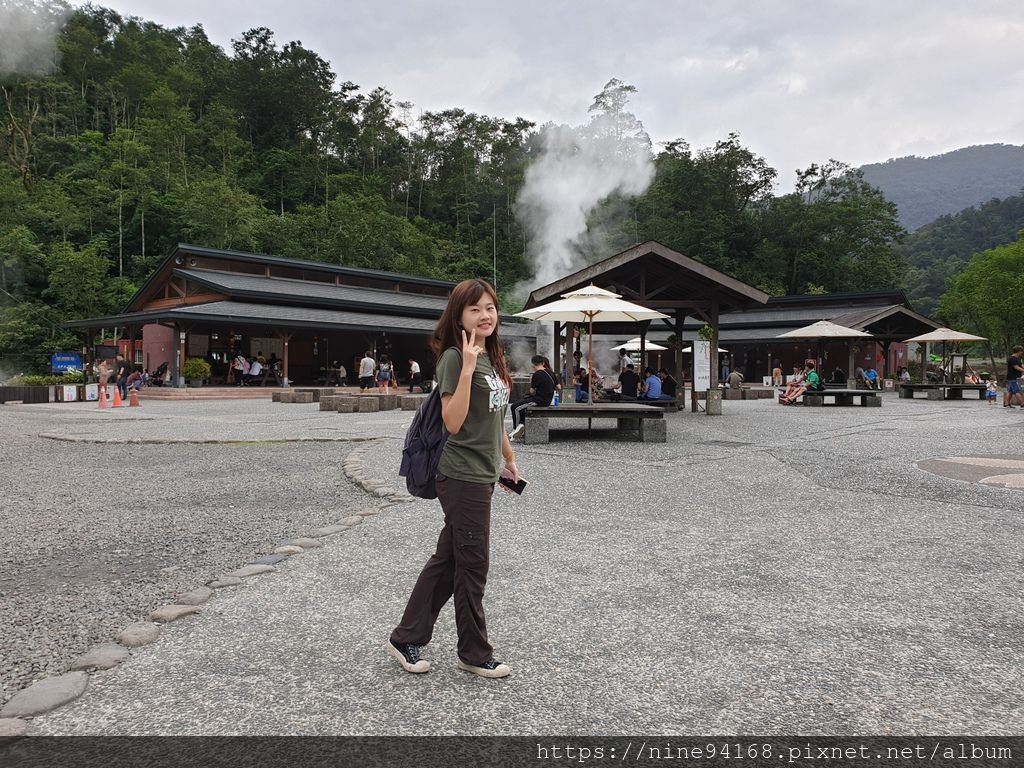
top-left (779, 362), bottom-right (825, 405)
top-left (116, 362), bottom-right (168, 390)
top-left (854, 366), bottom-right (881, 390)
top-left (231, 353), bottom-right (282, 386)
top-left (507, 356), bottom-right (678, 440)
top-left (584, 363), bottom-right (676, 403)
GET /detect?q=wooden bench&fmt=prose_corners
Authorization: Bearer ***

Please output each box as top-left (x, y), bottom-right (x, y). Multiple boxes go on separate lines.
top-left (899, 383), bottom-right (986, 400)
top-left (524, 403), bottom-right (666, 443)
top-left (595, 395), bottom-right (679, 412)
top-left (781, 389), bottom-right (881, 407)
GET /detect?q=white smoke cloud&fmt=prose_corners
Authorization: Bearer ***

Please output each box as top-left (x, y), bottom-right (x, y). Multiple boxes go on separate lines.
top-left (515, 81), bottom-right (655, 289)
top-left (0, 0), bottom-right (72, 79)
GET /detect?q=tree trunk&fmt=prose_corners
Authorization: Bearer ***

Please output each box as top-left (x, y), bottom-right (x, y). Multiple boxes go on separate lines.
top-left (118, 188), bottom-right (124, 277)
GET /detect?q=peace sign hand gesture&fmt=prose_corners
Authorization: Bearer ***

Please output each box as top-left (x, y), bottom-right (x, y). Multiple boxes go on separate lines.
top-left (461, 327), bottom-right (484, 369)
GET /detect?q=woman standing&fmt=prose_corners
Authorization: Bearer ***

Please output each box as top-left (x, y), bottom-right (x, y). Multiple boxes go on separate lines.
top-left (377, 355), bottom-right (392, 394)
top-left (387, 279), bottom-right (516, 679)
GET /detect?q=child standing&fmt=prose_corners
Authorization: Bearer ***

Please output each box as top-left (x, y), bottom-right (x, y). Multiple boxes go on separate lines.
top-left (986, 377), bottom-right (998, 405)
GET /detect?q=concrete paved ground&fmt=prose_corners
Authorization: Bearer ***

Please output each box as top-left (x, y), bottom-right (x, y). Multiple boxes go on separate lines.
top-left (3, 394), bottom-right (1022, 735)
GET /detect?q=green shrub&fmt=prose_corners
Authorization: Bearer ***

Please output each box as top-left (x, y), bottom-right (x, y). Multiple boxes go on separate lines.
top-left (3, 372), bottom-right (84, 386)
top-left (182, 357), bottom-right (211, 381)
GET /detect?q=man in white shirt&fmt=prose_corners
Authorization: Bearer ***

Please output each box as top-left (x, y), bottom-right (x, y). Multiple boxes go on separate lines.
top-left (359, 351), bottom-right (376, 391)
top-left (247, 358), bottom-right (263, 385)
top-left (408, 358), bottom-right (426, 393)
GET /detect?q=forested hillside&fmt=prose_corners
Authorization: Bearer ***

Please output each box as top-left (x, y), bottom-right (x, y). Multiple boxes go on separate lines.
top-left (900, 194), bottom-right (1024, 316)
top-left (2, 6), bottom-right (907, 372)
top-left (860, 144), bottom-right (1024, 232)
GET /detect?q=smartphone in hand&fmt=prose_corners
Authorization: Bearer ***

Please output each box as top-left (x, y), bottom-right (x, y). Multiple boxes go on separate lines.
top-left (498, 468), bottom-right (528, 495)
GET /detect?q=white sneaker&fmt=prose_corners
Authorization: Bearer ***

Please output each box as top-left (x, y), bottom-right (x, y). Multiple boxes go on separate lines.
top-left (457, 659), bottom-right (511, 678)
top-left (508, 424), bottom-right (525, 441)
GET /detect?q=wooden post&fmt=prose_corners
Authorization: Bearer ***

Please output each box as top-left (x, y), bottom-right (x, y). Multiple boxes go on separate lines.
top-left (283, 336), bottom-right (291, 386)
top-left (674, 310), bottom-right (686, 410)
top-left (709, 299), bottom-right (720, 388)
top-left (552, 322), bottom-right (561, 384)
top-left (176, 326), bottom-right (186, 388)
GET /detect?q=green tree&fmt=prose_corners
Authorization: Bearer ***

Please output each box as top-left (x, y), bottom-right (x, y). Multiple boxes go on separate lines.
top-left (939, 233), bottom-right (1024, 354)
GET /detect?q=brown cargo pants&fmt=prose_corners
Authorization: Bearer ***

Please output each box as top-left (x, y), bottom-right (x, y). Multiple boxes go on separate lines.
top-left (390, 474), bottom-right (495, 666)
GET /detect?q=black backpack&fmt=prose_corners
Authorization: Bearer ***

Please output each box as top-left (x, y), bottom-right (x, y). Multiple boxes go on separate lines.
top-left (399, 348), bottom-right (460, 499)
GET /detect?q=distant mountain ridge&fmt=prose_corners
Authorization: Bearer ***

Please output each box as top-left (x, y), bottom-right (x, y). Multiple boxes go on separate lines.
top-left (859, 144), bottom-right (1024, 231)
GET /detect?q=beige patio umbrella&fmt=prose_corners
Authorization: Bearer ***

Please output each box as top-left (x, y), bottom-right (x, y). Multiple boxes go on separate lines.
top-left (515, 286), bottom-right (669, 378)
top-left (776, 320), bottom-right (873, 380)
top-left (904, 328), bottom-right (986, 383)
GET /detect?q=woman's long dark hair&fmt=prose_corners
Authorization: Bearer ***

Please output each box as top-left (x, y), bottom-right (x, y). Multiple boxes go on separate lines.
top-left (431, 278), bottom-right (510, 386)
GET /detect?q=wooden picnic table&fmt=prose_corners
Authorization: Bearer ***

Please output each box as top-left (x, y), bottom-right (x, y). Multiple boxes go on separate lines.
top-left (524, 402), bottom-right (666, 443)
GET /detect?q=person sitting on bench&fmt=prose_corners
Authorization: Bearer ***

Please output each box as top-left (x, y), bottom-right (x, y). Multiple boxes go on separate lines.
top-left (605, 363), bottom-right (641, 401)
top-left (864, 367), bottom-right (880, 390)
top-left (781, 365), bottom-right (803, 400)
top-left (640, 367), bottom-right (673, 401)
top-left (509, 355), bottom-right (556, 440)
top-left (781, 362), bottom-right (823, 405)
top-left (658, 368), bottom-right (678, 399)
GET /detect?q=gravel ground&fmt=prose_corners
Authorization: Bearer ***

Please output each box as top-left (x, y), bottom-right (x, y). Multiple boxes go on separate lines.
top-left (0, 402), bottom-right (369, 708)
top-left (5, 395), bottom-right (1024, 735)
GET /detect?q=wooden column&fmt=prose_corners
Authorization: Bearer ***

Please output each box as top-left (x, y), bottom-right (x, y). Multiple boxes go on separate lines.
top-left (673, 310), bottom-right (688, 412)
top-left (175, 325), bottom-right (186, 388)
top-left (709, 299), bottom-right (720, 388)
top-left (552, 322), bottom-right (561, 384)
top-left (282, 335), bottom-right (291, 386)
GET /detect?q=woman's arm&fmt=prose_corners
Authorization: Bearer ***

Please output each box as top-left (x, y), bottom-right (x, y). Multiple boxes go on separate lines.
top-left (440, 329), bottom-right (481, 435)
top-left (501, 431), bottom-right (518, 483)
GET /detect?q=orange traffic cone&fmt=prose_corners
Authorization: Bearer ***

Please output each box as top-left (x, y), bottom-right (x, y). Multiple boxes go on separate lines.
top-left (112, 387), bottom-right (123, 408)
top-left (128, 389), bottom-right (140, 407)
top-left (98, 386), bottom-right (108, 409)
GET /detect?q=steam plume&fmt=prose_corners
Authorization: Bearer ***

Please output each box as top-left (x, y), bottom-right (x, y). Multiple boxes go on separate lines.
top-left (515, 79), bottom-right (655, 289)
top-left (0, 0), bottom-right (72, 79)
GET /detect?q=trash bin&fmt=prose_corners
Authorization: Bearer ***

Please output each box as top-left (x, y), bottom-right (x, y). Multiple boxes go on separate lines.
top-left (706, 388), bottom-right (722, 415)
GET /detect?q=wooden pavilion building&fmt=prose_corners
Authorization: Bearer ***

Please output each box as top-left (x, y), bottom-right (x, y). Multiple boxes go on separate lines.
top-left (67, 244), bottom-right (538, 387)
top-left (523, 241), bottom-right (942, 405)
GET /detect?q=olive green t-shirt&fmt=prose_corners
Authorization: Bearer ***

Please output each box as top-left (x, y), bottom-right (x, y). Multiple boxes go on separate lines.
top-left (435, 347), bottom-right (510, 484)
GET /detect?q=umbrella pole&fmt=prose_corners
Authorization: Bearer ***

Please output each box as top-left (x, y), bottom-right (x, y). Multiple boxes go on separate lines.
top-left (588, 315), bottom-right (594, 395)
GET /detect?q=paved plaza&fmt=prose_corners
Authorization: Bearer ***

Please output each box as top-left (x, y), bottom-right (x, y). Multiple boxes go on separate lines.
top-left (1, 393), bottom-right (1022, 735)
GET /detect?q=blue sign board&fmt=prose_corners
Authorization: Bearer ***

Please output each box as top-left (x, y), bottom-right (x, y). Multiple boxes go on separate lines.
top-left (51, 352), bottom-right (82, 373)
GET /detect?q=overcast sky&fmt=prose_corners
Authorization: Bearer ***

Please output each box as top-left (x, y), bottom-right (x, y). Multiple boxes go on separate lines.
top-left (91, 0), bottom-right (1024, 191)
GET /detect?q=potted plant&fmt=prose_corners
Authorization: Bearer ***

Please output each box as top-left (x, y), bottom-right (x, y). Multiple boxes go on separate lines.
top-left (182, 358), bottom-right (211, 387)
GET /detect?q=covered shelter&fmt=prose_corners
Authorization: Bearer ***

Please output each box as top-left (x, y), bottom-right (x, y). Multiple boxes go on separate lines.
top-left (678, 291), bottom-right (942, 384)
top-left (66, 244), bottom-right (538, 387)
top-left (521, 241), bottom-right (771, 411)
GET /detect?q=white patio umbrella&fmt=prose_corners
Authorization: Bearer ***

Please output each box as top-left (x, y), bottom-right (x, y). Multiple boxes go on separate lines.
top-left (776, 320), bottom-right (872, 380)
top-left (904, 328), bottom-right (986, 383)
top-left (515, 285), bottom-right (669, 376)
top-left (612, 337), bottom-right (668, 351)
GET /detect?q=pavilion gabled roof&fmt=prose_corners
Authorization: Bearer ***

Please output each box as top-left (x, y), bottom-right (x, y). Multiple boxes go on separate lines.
top-left (524, 241), bottom-right (770, 313)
